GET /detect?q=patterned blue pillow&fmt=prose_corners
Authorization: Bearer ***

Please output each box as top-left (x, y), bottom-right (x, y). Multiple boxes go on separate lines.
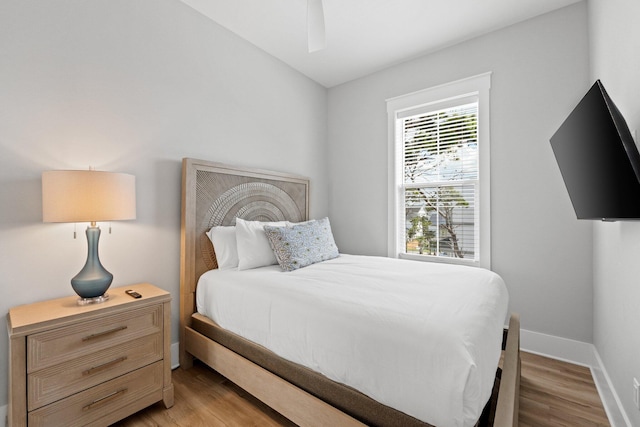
top-left (264, 217), bottom-right (339, 271)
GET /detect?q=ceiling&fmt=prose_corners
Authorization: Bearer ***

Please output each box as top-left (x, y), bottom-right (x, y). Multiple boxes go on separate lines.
top-left (180, 0), bottom-right (582, 88)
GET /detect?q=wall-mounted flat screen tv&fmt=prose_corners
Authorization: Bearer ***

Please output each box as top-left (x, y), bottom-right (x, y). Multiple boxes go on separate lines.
top-left (550, 80), bottom-right (640, 220)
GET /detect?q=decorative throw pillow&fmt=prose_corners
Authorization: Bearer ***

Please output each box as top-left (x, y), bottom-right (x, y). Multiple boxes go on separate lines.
top-left (235, 218), bottom-right (289, 270)
top-left (264, 217), bottom-right (339, 272)
top-left (206, 226), bottom-right (238, 269)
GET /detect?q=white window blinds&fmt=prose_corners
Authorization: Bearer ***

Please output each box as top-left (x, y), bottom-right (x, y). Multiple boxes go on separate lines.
top-left (402, 101), bottom-right (479, 261)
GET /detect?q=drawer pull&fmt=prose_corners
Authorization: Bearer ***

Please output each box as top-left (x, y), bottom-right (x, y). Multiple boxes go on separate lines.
top-left (82, 325), bottom-right (127, 341)
top-left (83, 356), bottom-right (128, 376)
top-left (82, 388), bottom-right (128, 411)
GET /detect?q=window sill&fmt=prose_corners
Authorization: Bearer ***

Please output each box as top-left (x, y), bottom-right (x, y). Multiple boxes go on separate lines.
top-left (398, 252), bottom-right (480, 267)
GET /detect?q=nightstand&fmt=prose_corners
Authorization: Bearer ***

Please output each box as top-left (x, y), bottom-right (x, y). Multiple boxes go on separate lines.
top-left (7, 283), bottom-right (174, 427)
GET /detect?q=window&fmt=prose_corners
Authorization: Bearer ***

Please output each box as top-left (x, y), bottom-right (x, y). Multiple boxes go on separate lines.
top-left (387, 73), bottom-right (491, 268)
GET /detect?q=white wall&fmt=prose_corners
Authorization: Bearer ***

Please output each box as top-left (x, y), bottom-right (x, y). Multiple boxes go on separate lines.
top-left (327, 3), bottom-right (593, 342)
top-left (589, 0), bottom-right (640, 424)
top-left (0, 0), bottom-right (328, 409)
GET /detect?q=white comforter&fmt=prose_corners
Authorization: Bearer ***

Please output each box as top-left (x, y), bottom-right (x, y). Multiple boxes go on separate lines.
top-left (196, 254), bottom-right (508, 427)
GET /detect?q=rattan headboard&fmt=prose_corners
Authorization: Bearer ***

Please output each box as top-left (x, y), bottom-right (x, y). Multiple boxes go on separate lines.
top-left (179, 158), bottom-right (309, 364)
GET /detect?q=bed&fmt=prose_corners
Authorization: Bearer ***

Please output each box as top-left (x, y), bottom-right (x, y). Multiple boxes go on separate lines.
top-left (179, 158), bottom-right (521, 427)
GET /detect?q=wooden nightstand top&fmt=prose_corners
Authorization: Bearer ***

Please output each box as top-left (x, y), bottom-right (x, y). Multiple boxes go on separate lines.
top-left (7, 283), bottom-right (170, 337)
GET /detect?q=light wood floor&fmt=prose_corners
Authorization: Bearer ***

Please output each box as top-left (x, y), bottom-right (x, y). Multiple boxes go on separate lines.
top-left (114, 351), bottom-right (610, 427)
top-left (518, 352), bottom-right (609, 427)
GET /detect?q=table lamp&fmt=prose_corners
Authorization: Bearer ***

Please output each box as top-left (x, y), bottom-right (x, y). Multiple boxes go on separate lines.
top-left (42, 170), bottom-right (136, 305)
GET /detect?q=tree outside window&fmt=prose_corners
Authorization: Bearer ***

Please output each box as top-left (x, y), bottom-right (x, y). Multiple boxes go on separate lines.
top-left (403, 104), bottom-right (477, 260)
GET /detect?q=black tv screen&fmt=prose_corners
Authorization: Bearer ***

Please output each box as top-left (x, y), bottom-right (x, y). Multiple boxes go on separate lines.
top-left (550, 80), bottom-right (640, 220)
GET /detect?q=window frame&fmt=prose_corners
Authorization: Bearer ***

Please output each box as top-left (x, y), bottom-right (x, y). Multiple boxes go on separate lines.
top-left (386, 73), bottom-right (491, 268)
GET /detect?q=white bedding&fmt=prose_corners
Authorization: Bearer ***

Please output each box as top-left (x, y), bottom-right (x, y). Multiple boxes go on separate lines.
top-left (196, 254), bottom-right (508, 427)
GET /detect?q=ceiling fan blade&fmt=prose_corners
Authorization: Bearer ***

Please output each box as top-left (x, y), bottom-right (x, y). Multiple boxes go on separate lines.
top-left (308, 0), bottom-right (326, 53)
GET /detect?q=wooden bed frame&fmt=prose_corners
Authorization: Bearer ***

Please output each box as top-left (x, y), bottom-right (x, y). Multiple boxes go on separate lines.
top-left (179, 158), bottom-right (521, 427)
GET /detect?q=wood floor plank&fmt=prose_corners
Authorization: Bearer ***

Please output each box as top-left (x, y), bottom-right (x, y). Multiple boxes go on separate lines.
top-left (114, 351), bottom-right (610, 426)
top-left (519, 352), bottom-right (609, 427)
top-left (113, 363), bottom-right (296, 427)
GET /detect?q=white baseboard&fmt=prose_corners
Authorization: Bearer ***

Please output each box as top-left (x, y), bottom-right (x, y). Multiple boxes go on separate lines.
top-left (1, 404), bottom-right (6, 427)
top-left (592, 349), bottom-right (633, 427)
top-left (171, 341), bottom-right (180, 369)
top-left (521, 328), bottom-right (629, 427)
top-left (520, 328), bottom-right (598, 367)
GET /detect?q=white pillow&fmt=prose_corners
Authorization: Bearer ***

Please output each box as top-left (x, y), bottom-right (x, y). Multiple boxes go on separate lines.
top-left (235, 218), bottom-right (288, 270)
top-left (206, 226), bottom-right (239, 269)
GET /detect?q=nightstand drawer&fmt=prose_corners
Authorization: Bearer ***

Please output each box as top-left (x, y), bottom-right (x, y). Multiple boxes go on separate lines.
top-left (28, 304), bottom-right (162, 372)
top-left (28, 332), bottom-right (163, 410)
top-left (28, 361), bottom-right (163, 427)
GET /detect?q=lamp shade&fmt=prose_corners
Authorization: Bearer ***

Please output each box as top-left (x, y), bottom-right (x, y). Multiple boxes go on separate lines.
top-left (42, 170), bottom-right (136, 223)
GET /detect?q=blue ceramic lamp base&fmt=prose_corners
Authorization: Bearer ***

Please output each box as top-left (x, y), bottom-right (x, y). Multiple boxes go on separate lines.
top-left (71, 224), bottom-right (113, 305)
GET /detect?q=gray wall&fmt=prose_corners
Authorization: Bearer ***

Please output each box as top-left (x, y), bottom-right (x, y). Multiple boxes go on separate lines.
top-left (589, 0), bottom-right (640, 424)
top-left (0, 0), bottom-right (328, 408)
top-left (327, 3), bottom-right (593, 342)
